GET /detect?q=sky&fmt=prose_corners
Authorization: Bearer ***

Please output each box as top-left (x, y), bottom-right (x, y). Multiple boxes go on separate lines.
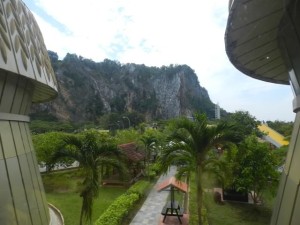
top-left (23, 0), bottom-right (295, 122)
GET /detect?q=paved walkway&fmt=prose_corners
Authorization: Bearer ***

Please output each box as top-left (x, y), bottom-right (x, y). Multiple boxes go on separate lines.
top-left (49, 204), bottom-right (64, 225)
top-left (129, 166), bottom-right (177, 225)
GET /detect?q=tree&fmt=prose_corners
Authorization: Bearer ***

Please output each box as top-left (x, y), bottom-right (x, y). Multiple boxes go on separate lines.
top-left (114, 129), bottom-right (141, 144)
top-left (266, 120), bottom-right (293, 137)
top-left (30, 120), bottom-right (75, 134)
top-left (141, 130), bottom-right (158, 179)
top-left (160, 113), bottom-right (233, 225)
top-left (230, 135), bottom-right (279, 204)
top-left (52, 130), bottom-right (126, 225)
top-left (32, 132), bottom-right (71, 172)
top-left (223, 110), bottom-right (262, 142)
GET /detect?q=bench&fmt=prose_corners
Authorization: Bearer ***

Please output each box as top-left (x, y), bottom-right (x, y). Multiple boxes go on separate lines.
top-left (161, 202), bottom-right (184, 224)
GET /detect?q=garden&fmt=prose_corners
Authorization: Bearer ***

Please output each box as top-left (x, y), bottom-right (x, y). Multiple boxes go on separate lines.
top-left (33, 111), bottom-right (290, 225)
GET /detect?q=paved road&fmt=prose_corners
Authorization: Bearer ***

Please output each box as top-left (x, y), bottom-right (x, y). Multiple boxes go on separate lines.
top-left (49, 204), bottom-right (64, 225)
top-left (129, 166), bottom-right (177, 225)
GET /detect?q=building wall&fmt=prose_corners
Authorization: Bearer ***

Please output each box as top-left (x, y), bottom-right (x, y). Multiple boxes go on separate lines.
top-left (271, 1), bottom-right (300, 224)
top-left (0, 73), bottom-right (50, 225)
top-left (0, 0), bottom-right (58, 224)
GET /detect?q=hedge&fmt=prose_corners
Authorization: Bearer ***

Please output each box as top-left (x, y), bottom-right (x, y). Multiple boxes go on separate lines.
top-left (94, 180), bottom-right (151, 225)
top-left (126, 180), bottom-right (151, 197)
top-left (94, 193), bottom-right (139, 225)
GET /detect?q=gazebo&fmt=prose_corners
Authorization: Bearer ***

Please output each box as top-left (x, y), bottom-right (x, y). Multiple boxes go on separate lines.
top-left (157, 177), bottom-right (188, 224)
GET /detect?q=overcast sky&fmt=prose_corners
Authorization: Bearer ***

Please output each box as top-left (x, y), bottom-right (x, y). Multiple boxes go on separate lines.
top-left (23, 0), bottom-right (295, 122)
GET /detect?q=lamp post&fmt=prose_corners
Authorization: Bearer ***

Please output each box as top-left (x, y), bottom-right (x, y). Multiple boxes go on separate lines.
top-left (122, 116), bottom-right (131, 128)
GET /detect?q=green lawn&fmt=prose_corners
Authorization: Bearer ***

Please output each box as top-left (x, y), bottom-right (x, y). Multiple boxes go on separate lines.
top-left (204, 193), bottom-right (272, 225)
top-left (189, 173), bottom-right (275, 225)
top-left (42, 170), bottom-right (127, 225)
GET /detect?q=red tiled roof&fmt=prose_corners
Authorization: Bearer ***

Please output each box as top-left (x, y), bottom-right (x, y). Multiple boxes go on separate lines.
top-left (156, 177), bottom-right (188, 193)
top-left (118, 142), bottom-right (145, 162)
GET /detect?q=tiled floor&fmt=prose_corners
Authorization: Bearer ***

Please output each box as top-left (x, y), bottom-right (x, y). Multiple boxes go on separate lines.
top-left (129, 166), bottom-right (177, 225)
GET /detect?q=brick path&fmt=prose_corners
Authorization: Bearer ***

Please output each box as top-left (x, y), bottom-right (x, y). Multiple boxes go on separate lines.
top-left (129, 166), bottom-right (177, 225)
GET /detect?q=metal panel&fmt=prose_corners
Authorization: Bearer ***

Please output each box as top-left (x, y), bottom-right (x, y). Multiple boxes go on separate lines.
top-left (225, 0), bottom-right (289, 84)
top-left (6, 157), bottom-right (32, 225)
top-left (229, 0), bottom-right (283, 31)
top-left (0, 73), bottom-right (7, 96)
top-left (0, 75), bottom-right (18, 113)
top-left (284, 113), bottom-right (300, 173)
top-left (19, 82), bottom-right (32, 115)
top-left (0, 0), bottom-right (57, 103)
top-left (25, 151), bottom-right (44, 224)
top-left (0, 121), bottom-right (17, 158)
top-left (0, 130), bottom-right (3, 160)
top-left (21, 122), bottom-right (49, 223)
top-left (0, 159), bottom-right (18, 225)
top-left (10, 121), bottom-right (24, 155)
top-left (271, 172), bottom-right (288, 223)
top-left (18, 154), bottom-right (41, 225)
top-left (291, 185), bottom-right (300, 225)
top-left (276, 176), bottom-right (298, 225)
top-left (11, 77), bottom-right (27, 114)
top-left (0, 2), bottom-right (19, 74)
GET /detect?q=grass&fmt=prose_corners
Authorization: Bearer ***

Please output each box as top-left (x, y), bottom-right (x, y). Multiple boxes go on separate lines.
top-left (188, 173), bottom-right (275, 225)
top-left (204, 193), bottom-right (272, 225)
top-left (42, 169), bottom-right (127, 225)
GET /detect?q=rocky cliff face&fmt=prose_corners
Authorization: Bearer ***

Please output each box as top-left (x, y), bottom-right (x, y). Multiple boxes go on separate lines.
top-left (30, 52), bottom-right (215, 122)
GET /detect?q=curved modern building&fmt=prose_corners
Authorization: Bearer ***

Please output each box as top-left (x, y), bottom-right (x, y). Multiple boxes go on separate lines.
top-left (226, 0), bottom-right (300, 224)
top-left (0, 0), bottom-right (58, 224)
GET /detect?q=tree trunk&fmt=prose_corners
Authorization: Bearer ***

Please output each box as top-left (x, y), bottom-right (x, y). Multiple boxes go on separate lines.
top-left (183, 174), bottom-right (190, 213)
top-left (196, 165), bottom-right (203, 225)
top-left (79, 198), bottom-right (84, 225)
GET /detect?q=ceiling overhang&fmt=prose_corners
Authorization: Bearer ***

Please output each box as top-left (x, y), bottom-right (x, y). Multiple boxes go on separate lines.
top-left (225, 0), bottom-right (290, 85)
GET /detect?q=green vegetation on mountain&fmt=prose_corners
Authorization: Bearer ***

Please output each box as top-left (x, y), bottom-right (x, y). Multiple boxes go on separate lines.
top-left (31, 51), bottom-right (222, 126)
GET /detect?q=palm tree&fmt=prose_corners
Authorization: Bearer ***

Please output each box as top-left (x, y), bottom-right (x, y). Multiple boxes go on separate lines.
top-left (160, 114), bottom-right (232, 225)
top-left (141, 134), bottom-right (156, 179)
top-left (52, 131), bottom-right (125, 225)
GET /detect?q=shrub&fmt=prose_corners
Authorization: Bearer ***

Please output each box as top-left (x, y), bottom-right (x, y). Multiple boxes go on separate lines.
top-left (94, 180), bottom-right (152, 225)
top-left (149, 162), bottom-right (162, 175)
top-left (94, 193), bottom-right (139, 225)
top-left (126, 180), bottom-right (151, 197)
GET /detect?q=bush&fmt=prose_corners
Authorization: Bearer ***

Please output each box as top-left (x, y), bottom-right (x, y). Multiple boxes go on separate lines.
top-left (149, 162), bottom-right (162, 173)
top-left (94, 180), bottom-right (151, 225)
top-left (126, 180), bottom-right (151, 197)
top-left (94, 193), bottom-right (139, 225)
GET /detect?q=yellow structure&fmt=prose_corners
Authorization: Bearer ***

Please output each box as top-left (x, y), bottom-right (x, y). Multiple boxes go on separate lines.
top-left (0, 0), bottom-right (57, 224)
top-left (225, 0), bottom-right (300, 224)
top-left (258, 124), bottom-right (289, 147)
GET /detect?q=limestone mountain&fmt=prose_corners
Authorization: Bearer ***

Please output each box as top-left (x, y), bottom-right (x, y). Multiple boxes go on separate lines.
top-left (30, 51), bottom-right (217, 123)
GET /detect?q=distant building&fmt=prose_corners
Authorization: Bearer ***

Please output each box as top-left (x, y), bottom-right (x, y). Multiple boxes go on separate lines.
top-left (215, 103), bottom-right (220, 119)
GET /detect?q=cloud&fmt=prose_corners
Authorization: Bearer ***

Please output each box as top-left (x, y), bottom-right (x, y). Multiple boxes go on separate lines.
top-left (24, 0), bottom-right (295, 121)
